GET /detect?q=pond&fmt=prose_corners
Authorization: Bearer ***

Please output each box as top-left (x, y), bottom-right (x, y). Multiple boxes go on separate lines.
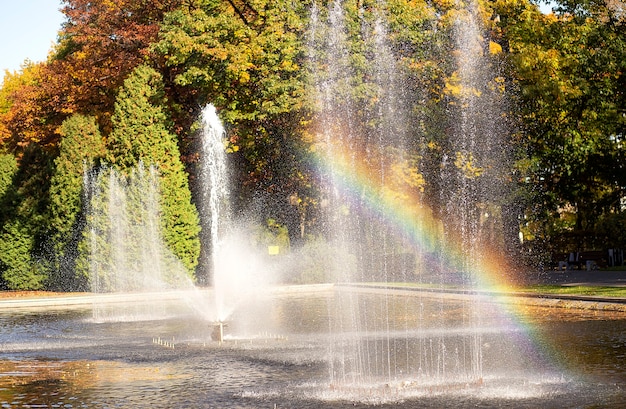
top-left (0, 288), bottom-right (624, 408)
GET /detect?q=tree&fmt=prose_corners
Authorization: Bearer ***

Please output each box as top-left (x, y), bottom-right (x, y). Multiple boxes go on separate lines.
top-left (0, 145), bottom-right (53, 290)
top-left (52, 0), bottom-right (186, 128)
top-left (0, 62), bottom-right (50, 150)
top-left (0, 0), bottom-right (187, 152)
top-left (107, 64), bottom-right (201, 276)
top-left (495, 0), bottom-right (626, 253)
top-left (0, 220), bottom-right (47, 290)
top-left (153, 0), bottom-right (307, 124)
top-left (0, 153), bottom-right (17, 212)
top-left (153, 0), bottom-right (315, 246)
top-left (46, 114), bottom-right (106, 290)
top-left (0, 152), bottom-right (44, 290)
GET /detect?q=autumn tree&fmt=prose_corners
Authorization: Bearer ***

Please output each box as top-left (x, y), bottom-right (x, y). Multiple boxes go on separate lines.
top-left (495, 0), bottom-right (626, 253)
top-left (0, 63), bottom-right (51, 150)
top-left (1, 0), bottom-right (186, 152)
top-left (154, 0), bottom-right (307, 123)
top-left (153, 0), bottom-right (316, 244)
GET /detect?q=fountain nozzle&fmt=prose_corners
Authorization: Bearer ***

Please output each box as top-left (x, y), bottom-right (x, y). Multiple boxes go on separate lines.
top-left (211, 321), bottom-right (226, 342)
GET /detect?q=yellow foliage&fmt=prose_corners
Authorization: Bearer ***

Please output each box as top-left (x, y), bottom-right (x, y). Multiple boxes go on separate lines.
top-left (454, 151), bottom-right (484, 178)
top-left (489, 76), bottom-right (506, 93)
top-left (443, 72), bottom-right (482, 99)
top-left (239, 70), bottom-right (251, 83)
top-left (226, 143), bottom-right (239, 153)
top-left (391, 159), bottom-right (425, 192)
top-left (489, 40), bottom-right (503, 55)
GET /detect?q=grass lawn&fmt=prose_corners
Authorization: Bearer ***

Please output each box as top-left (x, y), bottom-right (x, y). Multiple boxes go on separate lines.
top-left (518, 285), bottom-right (626, 298)
top-left (356, 282), bottom-right (626, 298)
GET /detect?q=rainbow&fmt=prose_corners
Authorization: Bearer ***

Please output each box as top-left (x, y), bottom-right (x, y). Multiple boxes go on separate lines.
top-left (310, 135), bottom-right (516, 290)
top-left (309, 134), bottom-right (564, 371)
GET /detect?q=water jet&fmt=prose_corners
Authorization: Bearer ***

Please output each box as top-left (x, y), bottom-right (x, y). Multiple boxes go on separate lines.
top-left (1, 2), bottom-right (625, 408)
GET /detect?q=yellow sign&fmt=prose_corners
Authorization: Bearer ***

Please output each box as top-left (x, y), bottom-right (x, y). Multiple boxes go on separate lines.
top-left (268, 246), bottom-right (280, 255)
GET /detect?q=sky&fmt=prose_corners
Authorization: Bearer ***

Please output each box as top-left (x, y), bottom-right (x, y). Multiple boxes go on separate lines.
top-left (539, 1), bottom-right (556, 14)
top-left (0, 0), bottom-right (64, 79)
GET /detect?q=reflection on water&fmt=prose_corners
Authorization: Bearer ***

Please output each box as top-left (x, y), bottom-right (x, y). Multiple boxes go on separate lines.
top-left (515, 305), bottom-right (626, 384)
top-left (0, 290), bottom-right (625, 408)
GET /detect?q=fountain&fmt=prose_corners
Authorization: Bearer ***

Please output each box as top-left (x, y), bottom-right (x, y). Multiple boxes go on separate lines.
top-left (1, 1), bottom-right (626, 408)
top-left (199, 104), bottom-right (276, 340)
top-left (305, 0), bottom-right (511, 390)
top-left (171, 0), bottom-right (557, 396)
top-left (88, 0), bottom-right (571, 397)
top-left (82, 163), bottom-right (207, 322)
top-left (84, 164), bottom-right (189, 294)
top-left (198, 104), bottom-right (230, 339)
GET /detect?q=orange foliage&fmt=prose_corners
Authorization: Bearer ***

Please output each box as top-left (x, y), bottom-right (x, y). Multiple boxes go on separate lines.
top-left (1, 0), bottom-right (185, 152)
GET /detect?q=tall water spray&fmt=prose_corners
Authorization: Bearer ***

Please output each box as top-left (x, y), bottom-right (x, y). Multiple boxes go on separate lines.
top-left (448, 1), bottom-right (488, 380)
top-left (198, 105), bottom-right (270, 326)
top-left (309, 0), bottom-right (420, 386)
top-left (307, 0), bottom-right (517, 389)
top-left (83, 163), bottom-right (195, 321)
top-left (198, 104), bottom-right (230, 321)
top-left (85, 164), bottom-right (189, 293)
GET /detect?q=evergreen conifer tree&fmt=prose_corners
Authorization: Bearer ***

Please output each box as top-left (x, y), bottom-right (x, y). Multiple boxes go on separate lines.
top-left (107, 65), bottom-right (201, 278)
top-left (0, 220), bottom-right (47, 290)
top-left (47, 114), bottom-right (106, 290)
top-left (0, 148), bottom-right (50, 290)
top-left (0, 153), bottom-right (17, 219)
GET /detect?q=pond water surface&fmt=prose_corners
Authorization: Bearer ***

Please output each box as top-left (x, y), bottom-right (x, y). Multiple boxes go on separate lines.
top-left (0, 289), bottom-right (624, 408)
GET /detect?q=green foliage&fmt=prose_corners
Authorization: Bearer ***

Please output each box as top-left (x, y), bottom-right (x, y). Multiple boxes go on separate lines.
top-left (0, 219), bottom-right (47, 290)
top-left (0, 153), bottom-right (17, 217)
top-left (46, 114), bottom-right (106, 290)
top-left (597, 212), bottom-right (626, 249)
top-left (252, 218), bottom-right (291, 253)
top-left (0, 144), bottom-right (53, 290)
top-left (154, 1), bottom-right (317, 245)
top-left (108, 65), bottom-right (173, 169)
top-left (80, 165), bottom-right (193, 291)
top-left (496, 0), bottom-right (626, 250)
top-left (108, 65), bottom-right (201, 276)
top-left (0, 0), bottom-right (625, 290)
top-left (153, 0), bottom-right (308, 123)
top-left (49, 114), bottom-right (105, 236)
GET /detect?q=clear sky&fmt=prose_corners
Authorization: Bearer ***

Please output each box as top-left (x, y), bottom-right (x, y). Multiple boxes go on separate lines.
top-left (0, 0), bottom-right (64, 78)
top-left (539, 1), bottom-right (556, 14)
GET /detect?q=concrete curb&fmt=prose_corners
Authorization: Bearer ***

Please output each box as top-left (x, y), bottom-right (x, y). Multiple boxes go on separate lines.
top-left (0, 290), bottom-right (203, 309)
top-left (335, 283), bottom-right (626, 313)
top-left (0, 284), bottom-right (335, 310)
top-left (1, 283), bottom-right (624, 312)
